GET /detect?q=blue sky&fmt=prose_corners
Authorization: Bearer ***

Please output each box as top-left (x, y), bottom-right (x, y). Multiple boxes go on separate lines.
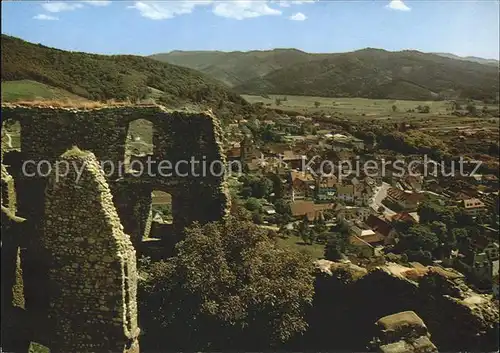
top-left (2, 0), bottom-right (499, 59)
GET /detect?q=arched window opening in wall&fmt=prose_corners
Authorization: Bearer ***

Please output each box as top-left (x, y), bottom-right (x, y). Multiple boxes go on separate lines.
top-left (124, 119), bottom-right (154, 172)
top-left (151, 190), bottom-right (173, 225)
top-left (2, 119), bottom-right (21, 152)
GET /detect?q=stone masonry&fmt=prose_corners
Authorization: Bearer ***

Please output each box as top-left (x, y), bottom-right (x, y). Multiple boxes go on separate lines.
top-left (1, 103), bottom-right (231, 352)
top-left (42, 147), bottom-right (139, 353)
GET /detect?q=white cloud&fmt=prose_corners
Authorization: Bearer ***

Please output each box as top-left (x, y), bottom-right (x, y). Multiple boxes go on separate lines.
top-left (289, 12), bottom-right (307, 21)
top-left (41, 2), bottom-right (84, 13)
top-left (275, 0), bottom-right (315, 7)
top-left (128, 1), bottom-right (212, 20)
top-left (129, 0), bottom-right (284, 21)
top-left (277, 1), bottom-right (291, 7)
top-left (33, 13), bottom-right (59, 20)
top-left (83, 1), bottom-right (111, 6)
top-left (385, 0), bottom-right (411, 11)
top-left (212, 1), bottom-right (281, 20)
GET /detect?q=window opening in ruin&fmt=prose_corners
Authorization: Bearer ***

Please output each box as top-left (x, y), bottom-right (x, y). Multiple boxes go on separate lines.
top-left (2, 119), bottom-right (21, 152)
top-left (125, 119), bottom-right (154, 171)
top-left (151, 190), bottom-right (173, 225)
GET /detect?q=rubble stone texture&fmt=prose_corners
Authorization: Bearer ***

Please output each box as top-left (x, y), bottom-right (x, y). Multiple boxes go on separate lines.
top-left (42, 148), bottom-right (139, 353)
top-left (372, 311), bottom-right (438, 353)
top-left (1, 103), bottom-right (230, 352)
top-left (308, 260), bottom-right (499, 352)
top-left (2, 104), bottom-right (230, 245)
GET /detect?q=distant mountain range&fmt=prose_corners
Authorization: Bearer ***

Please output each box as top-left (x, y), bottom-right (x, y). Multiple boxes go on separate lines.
top-left (151, 49), bottom-right (499, 101)
top-left (432, 53), bottom-right (499, 67)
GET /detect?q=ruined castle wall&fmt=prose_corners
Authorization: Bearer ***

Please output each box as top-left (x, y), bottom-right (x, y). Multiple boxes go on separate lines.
top-left (111, 182), bottom-right (153, 249)
top-left (41, 149), bottom-right (139, 353)
top-left (2, 105), bottom-right (230, 232)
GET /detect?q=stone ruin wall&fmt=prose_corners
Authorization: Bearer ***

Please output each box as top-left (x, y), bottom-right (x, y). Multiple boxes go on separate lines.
top-left (2, 104), bottom-right (230, 243)
top-left (42, 149), bottom-right (139, 353)
top-left (1, 103), bottom-right (231, 352)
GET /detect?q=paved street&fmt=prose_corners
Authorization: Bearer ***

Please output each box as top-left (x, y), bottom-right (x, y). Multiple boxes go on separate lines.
top-left (369, 182), bottom-right (397, 217)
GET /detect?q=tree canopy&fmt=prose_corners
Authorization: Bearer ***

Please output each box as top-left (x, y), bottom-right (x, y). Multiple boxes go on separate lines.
top-left (139, 216), bottom-right (315, 351)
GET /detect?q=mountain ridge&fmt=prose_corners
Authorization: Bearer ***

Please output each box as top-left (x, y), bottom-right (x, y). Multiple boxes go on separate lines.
top-left (151, 48), bottom-right (499, 101)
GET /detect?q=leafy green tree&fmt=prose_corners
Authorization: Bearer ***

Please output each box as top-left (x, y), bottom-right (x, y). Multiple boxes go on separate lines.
top-left (275, 98), bottom-right (282, 106)
top-left (139, 217), bottom-right (315, 350)
top-left (397, 225), bottom-right (439, 253)
top-left (296, 216), bottom-right (312, 244)
top-left (244, 197), bottom-right (262, 212)
top-left (324, 233), bottom-right (343, 260)
top-left (418, 200), bottom-right (454, 225)
top-left (392, 104), bottom-right (397, 112)
top-left (314, 101), bottom-right (321, 108)
top-left (430, 221), bottom-right (447, 243)
top-left (313, 217), bottom-right (328, 238)
top-left (274, 199), bottom-right (291, 216)
top-left (239, 175), bottom-right (273, 199)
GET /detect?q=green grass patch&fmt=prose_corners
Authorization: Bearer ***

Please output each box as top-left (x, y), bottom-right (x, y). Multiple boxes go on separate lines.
top-left (1, 80), bottom-right (87, 102)
top-left (277, 234), bottom-right (325, 260)
top-left (29, 342), bottom-right (50, 353)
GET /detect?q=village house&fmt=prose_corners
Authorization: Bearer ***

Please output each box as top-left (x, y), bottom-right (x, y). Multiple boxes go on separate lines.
top-left (338, 206), bottom-right (372, 224)
top-left (337, 184), bottom-right (355, 203)
top-left (316, 176), bottom-right (338, 201)
top-left (290, 200), bottom-right (335, 221)
top-left (365, 214), bottom-right (398, 245)
top-left (391, 211), bottom-right (420, 224)
top-left (282, 150), bottom-right (306, 170)
top-left (289, 170), bottom-right (316, 201)
top-left (462, 198), bottom-right (487, 216)
top-left (349, 235), bottom-right (376, 258)
top-left (345, 219), bottom-right (385, 246)
top-left (480, 192), bottom-right (499, 214)
top-left (385, 188), bottom-right (425, 211)
top-left (225, 142), bottom-right (242, 162)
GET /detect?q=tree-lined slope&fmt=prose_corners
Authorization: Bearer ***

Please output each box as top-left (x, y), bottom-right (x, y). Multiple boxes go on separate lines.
top-left (1, 35), bottom-right (246, 107)
top-left (150, 49), bottom-right (327, 88)
top-left (152, 48), bottom-right (499, 101)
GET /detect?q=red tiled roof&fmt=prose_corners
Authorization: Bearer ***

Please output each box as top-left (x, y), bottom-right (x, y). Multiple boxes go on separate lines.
top-left (366, 214), bottom-right (395, 238)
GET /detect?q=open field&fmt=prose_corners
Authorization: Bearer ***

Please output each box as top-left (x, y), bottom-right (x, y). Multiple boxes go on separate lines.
top-left (276, 235), bottom-right (325, 260)
top-left (152, 190), bottom-right (172, 205)
top-left (2, 80), bottom-right (89, 103)
top-left (243, 94), bottom-right (453, 116)
top-left (243, 94), bottom-right (498, 119)
top-left (243, 94), bottom-right (499, 133)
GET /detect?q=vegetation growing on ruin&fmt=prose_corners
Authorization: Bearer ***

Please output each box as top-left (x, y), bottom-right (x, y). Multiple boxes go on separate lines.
top-left (138, 216), bottom-right (315, 351)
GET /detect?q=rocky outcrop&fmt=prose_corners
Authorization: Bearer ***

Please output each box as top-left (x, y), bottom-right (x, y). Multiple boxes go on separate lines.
top-left (371, 311), bottom-right (438, 353)
top-left (294, 260), bottom-right (499, 352)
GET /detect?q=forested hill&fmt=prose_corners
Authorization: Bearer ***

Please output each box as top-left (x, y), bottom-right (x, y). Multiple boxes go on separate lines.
top-left (1, 35), bottom-right (247, 108)
top-left (152, 48), bottom-right (499, 101)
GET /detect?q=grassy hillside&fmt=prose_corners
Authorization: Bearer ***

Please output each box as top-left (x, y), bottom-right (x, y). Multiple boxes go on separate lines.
top-left (150, 49), bottom-right (325, 88)
top-left (151, 48), bottom-right (499, 101)
top-left (2, 80), bottom-right (89, 102)
top-left (1, 35), bottom-right (247, 109)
